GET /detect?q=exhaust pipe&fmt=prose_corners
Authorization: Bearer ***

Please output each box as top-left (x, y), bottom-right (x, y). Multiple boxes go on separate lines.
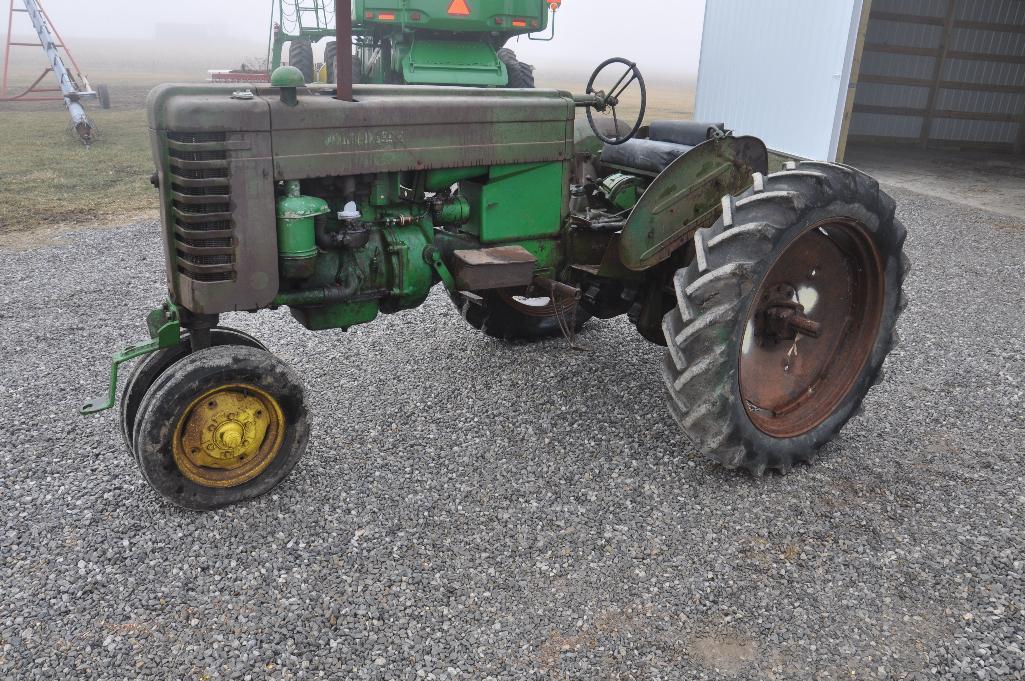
top-left (336, 0), bottom-right (354, 101)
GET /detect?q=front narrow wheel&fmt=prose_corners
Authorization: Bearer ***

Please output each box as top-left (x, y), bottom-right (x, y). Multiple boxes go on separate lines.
top-left (133, 346), bottom-right (309, 510)
top-left (119, 327), bottom-right (267, 455)
top-left (661, 162), bottom-right (910, 474)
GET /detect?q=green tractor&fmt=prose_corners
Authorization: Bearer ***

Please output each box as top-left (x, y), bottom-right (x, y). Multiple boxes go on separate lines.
top-left (82, 3), bottom-right (909, 510)
top-left (272, 0), bottom-right (553, 87)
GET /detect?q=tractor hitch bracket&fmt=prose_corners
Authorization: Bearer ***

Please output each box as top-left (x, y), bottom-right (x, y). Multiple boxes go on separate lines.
top-left (80, 302), bottom-right (183, 415)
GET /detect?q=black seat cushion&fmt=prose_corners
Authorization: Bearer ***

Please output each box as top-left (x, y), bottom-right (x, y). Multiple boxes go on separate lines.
top-left (601, 139), bottom-right (694, 175)
top-left (649, 121), bottom-right (725, 146)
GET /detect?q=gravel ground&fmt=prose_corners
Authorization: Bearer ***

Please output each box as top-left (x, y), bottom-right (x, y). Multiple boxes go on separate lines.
top-left (1, 186), bottom-right (1023, 680)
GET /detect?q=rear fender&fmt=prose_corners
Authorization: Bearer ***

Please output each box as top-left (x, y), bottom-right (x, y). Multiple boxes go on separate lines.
top-left (619, 136), bottom-right (768, 271)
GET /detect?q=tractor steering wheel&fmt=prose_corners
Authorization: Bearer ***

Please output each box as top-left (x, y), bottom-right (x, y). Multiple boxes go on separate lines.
top-left (585, 58), bottom-right (647, 146)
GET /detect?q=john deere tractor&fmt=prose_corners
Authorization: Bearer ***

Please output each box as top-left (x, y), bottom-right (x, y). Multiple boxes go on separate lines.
top-left (82, 2), bottom-right (909, 510)
top-left (273, 0), bottom-right (553, 87)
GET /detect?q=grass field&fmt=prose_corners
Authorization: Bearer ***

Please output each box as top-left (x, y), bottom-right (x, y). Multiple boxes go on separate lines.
top-left (0, 66), bottom-right (693, 248)
top-left (0, 69), bottom-right (190, 247)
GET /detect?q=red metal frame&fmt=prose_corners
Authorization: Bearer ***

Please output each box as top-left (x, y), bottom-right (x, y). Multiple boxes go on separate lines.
top-left (1, 0), bottom-right (85, 102)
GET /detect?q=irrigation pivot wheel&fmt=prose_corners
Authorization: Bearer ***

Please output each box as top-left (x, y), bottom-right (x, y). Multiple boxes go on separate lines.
top-left (661, 161), bottom-right (910, 474)
top-left (586, 57), bottom-right (647, 146)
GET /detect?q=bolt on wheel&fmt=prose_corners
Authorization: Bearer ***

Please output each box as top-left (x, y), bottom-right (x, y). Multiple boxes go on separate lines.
top-left (173, 384), bottom-right (285, 489)
top-left (661, 161), bottom-right (909, 474)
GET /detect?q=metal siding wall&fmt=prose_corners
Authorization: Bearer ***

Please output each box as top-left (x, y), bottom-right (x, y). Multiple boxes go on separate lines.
top-left (695, 0), bottom-right (862, 160)
top-left (956, 0), bottom-right (1025, 24)
top-left (851, 0), bottom-right (1025, 151)
top-left (878, 0), bottom-right (946, 18)
top-left (867, 17), bottom-right (944, 49)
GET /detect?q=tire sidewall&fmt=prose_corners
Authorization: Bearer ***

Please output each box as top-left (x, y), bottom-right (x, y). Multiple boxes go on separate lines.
top-left (725, 201), bottom-right (903, 462)
top-left (120, 328), bottom-right (266, 454)
top-left (134, 346), bottom-right (308, 511)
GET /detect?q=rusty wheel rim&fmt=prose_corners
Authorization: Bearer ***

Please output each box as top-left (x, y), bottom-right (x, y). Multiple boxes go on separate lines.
top-left (498, 291), bottom-right (577, 319)
top-left (739, 219), bottom-right (885, 438)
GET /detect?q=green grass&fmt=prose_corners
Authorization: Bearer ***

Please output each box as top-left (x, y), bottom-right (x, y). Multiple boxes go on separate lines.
top-left (0, 67), bottom-right (192, 246)
top-left (0, 107), bottom-right (155, 243)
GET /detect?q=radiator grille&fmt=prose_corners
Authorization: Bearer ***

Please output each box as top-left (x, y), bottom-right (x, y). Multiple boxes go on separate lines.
top-left (167, 131), bottom-right (235, 283)
top-left (168, 131), bottom-right (228, 143)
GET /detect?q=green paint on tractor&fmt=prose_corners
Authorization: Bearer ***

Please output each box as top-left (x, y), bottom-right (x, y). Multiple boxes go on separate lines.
top-left (459, 162), bottom-right (565, 242)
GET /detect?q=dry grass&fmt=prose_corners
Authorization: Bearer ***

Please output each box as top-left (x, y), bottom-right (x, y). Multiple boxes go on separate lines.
top-left (0, 68), bottom-right (196, 245)
top-left (0, 108), bottom-right (157, 244)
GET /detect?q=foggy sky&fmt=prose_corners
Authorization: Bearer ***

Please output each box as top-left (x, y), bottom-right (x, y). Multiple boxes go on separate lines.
top-left (35, 0), bottom-right (705, 80)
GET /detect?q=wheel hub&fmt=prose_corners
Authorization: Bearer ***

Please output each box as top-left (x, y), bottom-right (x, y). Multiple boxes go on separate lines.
top-left (739, 220), bottom-right (885, 438)
top-left (173, 385), bottom-right (285, 488)
top-left (755, 284), bottom-right (822, 344)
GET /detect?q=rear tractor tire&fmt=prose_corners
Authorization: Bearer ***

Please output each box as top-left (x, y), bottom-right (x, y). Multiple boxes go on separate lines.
top-left (449, 290), bottom-right (590, 342)
top-left (661, 161), bottom-right (910, 474)
top-left (497, 48), bottom-right (535, 89)
top-left (288, 41), bottom-right (315, 83)
top-left (132, 345), bottom-right (309, 511)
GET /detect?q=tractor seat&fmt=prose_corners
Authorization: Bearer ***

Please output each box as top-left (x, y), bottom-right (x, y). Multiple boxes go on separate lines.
top-left (601, 139), bottom-right (694, 175)
top-left (600, 121), bottom-right (727, 175)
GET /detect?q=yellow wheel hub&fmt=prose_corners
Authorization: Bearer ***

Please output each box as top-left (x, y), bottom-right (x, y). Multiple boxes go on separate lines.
top-left (172, 384), bottom-right (285, 489)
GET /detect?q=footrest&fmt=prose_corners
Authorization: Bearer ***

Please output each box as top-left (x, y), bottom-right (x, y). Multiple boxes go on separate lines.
top-left (451, 246), bottom-right (536, 291)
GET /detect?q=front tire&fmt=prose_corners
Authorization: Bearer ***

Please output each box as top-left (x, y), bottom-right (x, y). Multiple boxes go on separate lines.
top-left (119, 327), bottom-right (266, 455)
top-left (661, 162), bottom-right (910, 474)
top-left (133, 346), bottom-right (309, 510)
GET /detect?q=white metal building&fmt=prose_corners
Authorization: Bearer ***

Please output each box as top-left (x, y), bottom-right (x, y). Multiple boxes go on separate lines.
top-left (695, 0), bottom-right (1025, 162)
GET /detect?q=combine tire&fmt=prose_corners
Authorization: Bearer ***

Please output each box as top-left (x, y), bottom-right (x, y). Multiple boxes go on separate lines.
top-left (288, 41), bottom-right (314, 83)
top-left (497, 48), bottom-right (535, 89)
top-left (661, 161), bottom-right (910, 474)
top-left (324, 41), bottom-right (362, 84)
top-left (449, 290), bottom-right (590, 341)
top-left (325, 41), bottom-right (336, 83)
top-left (119, 327), bottom-right (266, 455)
top-left (133, 345), bottom-right (309, 511)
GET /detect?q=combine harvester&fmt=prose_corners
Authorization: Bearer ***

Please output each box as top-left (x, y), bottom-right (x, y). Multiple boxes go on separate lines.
top-left (211, 0), bottom-right (552, 87)
top-left (1, 0), bottom-right (109, 144)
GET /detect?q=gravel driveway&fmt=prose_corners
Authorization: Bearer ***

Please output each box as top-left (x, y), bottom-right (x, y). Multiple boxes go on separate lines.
top-left (1, 187), bottom-right (1023, 679)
